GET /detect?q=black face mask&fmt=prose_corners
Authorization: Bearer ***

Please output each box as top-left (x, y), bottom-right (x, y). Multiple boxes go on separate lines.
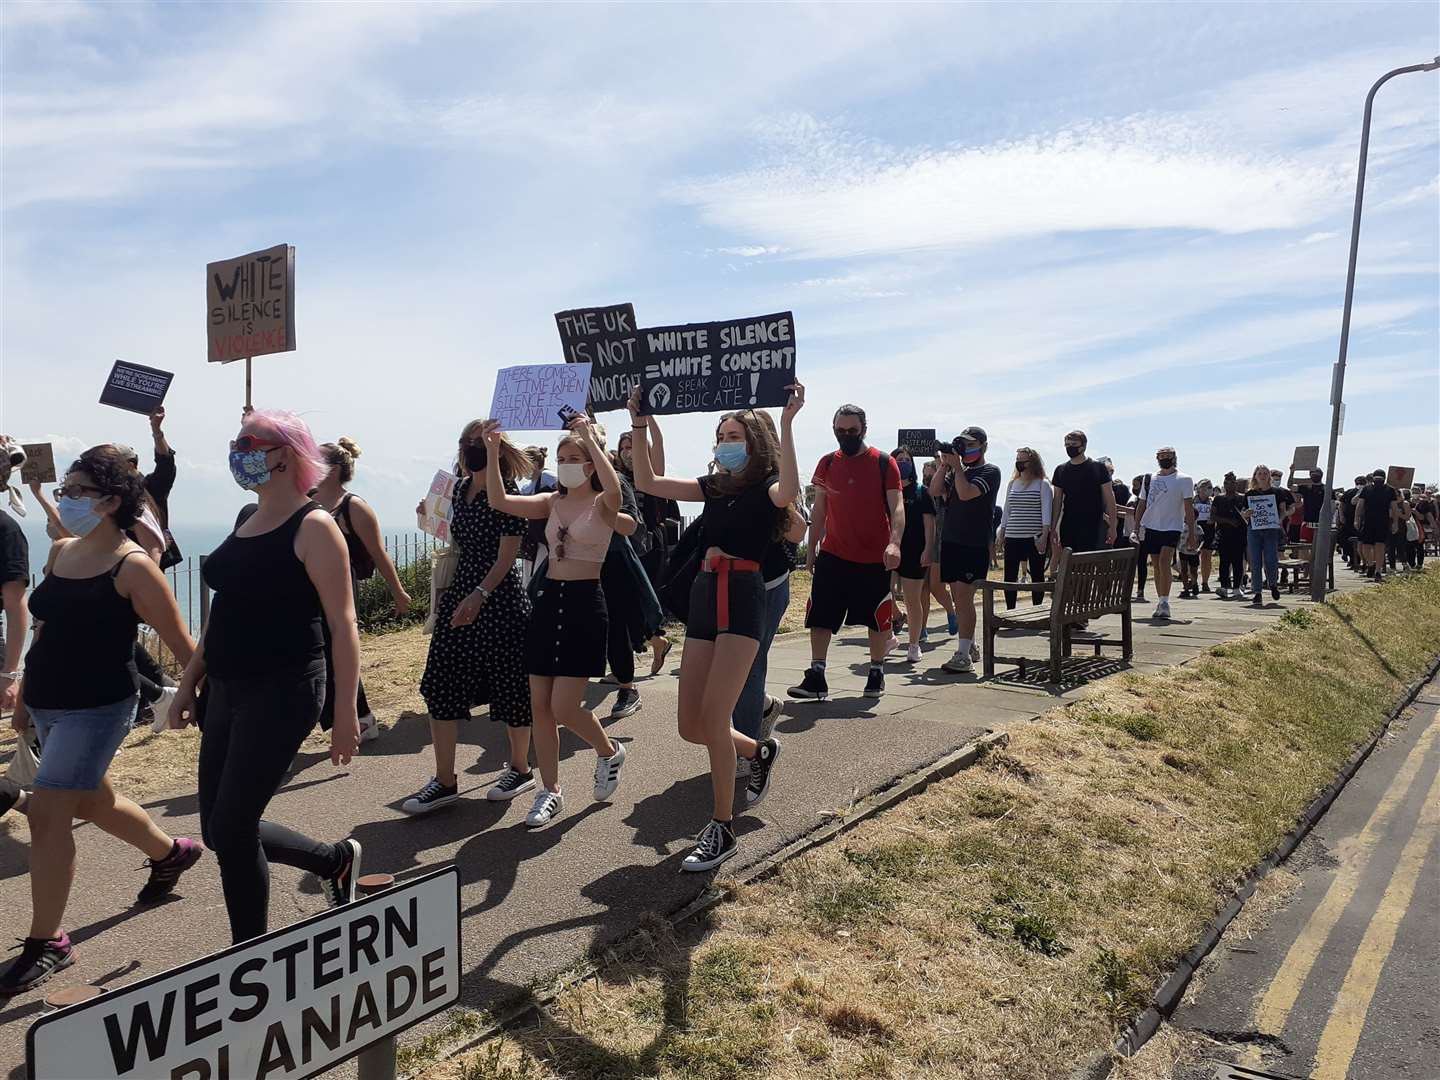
top-left (836, 432), bottom-right (864, 456)
top-left (1064, 444), bottom-right (1083, 458)
top-left (462, 444), bottom-right (487, 472)
top-left (1015, 461), bottom-right (1028, 473)
top-left (1157, 456), bottom-right (1176, 469)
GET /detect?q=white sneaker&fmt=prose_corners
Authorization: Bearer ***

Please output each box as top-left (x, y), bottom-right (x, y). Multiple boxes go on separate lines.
top-left (942, 652), bottom-right (974, 674)
top-left (593, 741), bottom-right (628, 801)
top-left (1153, 598), bottom-right (1171, 620)
top-left (357, 712), bottom-right (380, 743)
top-left (525, 789), bottom-right (564, 829)
top-left (906, 643), bottom-right (922, 664)
top-left (151, 687), bottom-right (179, 732)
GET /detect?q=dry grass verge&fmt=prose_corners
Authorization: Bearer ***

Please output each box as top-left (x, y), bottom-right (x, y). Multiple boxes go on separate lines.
top-left (414, 568), bottom-right (1440, 1080)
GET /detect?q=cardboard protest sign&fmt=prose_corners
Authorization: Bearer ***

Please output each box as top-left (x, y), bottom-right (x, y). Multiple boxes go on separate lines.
top-left (1291, 445), bottom-right (1320, 471)
top-left (638, 311), bottom-right (796, 416)
top-left (207, 244), bottom-right (296, 363)
top-left (1387, 466), bottom-right (1415, 489)
top-left (99, 360), bottom-right (174, 415)
top-left (418, 470), bottom-right (457, 541)
top-left (898, 428), bottom-right (939, 456)
top-left (1245, 491), bottom-right (1282, 531)
top-left (20, 443), bottom-right (56, 485)
top-left (556, 304), bottom-right (642, 412)
top-left (489, 363), bottom-right (592, 431)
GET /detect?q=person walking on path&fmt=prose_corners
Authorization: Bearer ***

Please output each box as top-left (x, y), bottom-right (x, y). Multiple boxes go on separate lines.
top-left (930, 427), bottom-right (1001, 675)
top-left (1131, 447), bottom-right (1195, 621)
top-left (789, 404), bottom-right (904, 702)
top-left (1411, 485), bottom-right (1435, 569)
top-left (482, 416), bottom-right (629, 831)
top-left (1051, 431), bottom-right (1117, 555)
top-left (1355, 469), bottom-right (1397, 582)
top-left (2, 446), bottom-right (203, 994)
top-left (997, 448), bottom-right (1051, 610)
top-left (174, 411), bottom-right (364, 944)
top-left (407, 422), bottom-right (535, 814)
top-left (1240, 465), bottom-right (1292, 605)
top-left (630, 383), bottom-right (803, 870)
top-left (920, 458), bottom-right (958, 638)
top-left (1210, 473), bottom-right (1249, 599)
top-left (313, 437), bottom-right (411, 744)
top-left (893, 445), bottom-right (937, 663)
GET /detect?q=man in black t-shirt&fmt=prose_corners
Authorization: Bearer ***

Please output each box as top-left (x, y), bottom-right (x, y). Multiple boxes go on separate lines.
top-left (1297, 468), bottom-right (1327, 527)
top-left (1051, 430), bottom-right (1117, 554)
top-left (1355, 470), bottom-right (1398, 581)
top-left (1340, 475), bottom-right (1366, 568)
top-left (930, 426), bottom-right (1001, 675)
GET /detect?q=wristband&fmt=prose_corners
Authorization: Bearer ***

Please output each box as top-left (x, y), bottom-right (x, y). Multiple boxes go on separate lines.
top-left (472, 585), bottom-right (490, 599)
top-left (631, 425), bottom-right (646, 431)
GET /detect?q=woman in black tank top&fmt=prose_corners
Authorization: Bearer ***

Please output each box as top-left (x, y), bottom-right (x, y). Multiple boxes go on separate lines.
top-left (171, 410), bottom-right (365, 944)
top-left (2, 446), bottom-right (202, 997)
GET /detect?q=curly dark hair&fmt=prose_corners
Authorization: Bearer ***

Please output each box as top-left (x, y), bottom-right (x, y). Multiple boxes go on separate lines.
top-left (69, 445), bottom-right (147, 530)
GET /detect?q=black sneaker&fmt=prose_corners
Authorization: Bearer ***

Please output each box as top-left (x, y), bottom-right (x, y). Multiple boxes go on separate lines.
top-left (745, 738), bottom-right (781, 808)
top-left (757, 695), bottom-right (783, 743)
top-left (1271, 586), bottom-right (1281, 601)
top-left (681, 820), bottom-right (737, 872)
top-left (610, 687), bottom-right (642, 719)
top-left (863, 667), bottom-right (885, 699)
top-left (485, 766), bottom-right (536, 802)
top-left (1251, 593), bottom-right (1263, 606)
top-left (320, 840), bottom-right (362, 908)
top-left (0, 934), bottom-right (74, 996)
top-left (401, 777), bottom-right (459, 815)
top-left (136, 837), bottom-right (204, 904)
top-left (787, 668), bottom-right (829, 700)
top-left (1201, 583), bottom-right (1211, 593)
top-left (0, 777), bottom-right (23, 819)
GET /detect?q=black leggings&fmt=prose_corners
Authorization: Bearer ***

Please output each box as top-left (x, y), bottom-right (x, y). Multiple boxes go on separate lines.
top-left (606, 615), bottom-right (636, 685)
top-left (1002, 537), bottom-right (1046, 608)
top-left (199, 665), bottom-right (343, 943)
top-left (1117, 538), bottom-right (1147, 593)
top-left (1217, 529), bottom-right (1246, 589)
top-left (133, 642), bottom-right (170, 704)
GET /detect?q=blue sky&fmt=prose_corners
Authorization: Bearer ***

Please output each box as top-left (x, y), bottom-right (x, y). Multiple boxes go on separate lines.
top-left (2, 1), bottom-right (1437, 533)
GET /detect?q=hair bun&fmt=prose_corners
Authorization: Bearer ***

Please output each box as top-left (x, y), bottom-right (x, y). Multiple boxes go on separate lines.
top-left (337, 436), bottom-right (362, 460)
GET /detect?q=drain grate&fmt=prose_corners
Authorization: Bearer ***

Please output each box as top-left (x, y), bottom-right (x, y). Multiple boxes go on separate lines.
top-left (1211, 1064), bottom-right (1308, 1080)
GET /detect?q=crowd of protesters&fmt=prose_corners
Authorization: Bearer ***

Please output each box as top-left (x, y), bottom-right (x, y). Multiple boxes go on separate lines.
top-left (0, 399), bottom-right (1431, 997)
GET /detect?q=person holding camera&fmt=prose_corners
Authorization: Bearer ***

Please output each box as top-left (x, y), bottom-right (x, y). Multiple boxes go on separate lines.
top-left (789, 404), bottom-right (904, 702)
top-left (929, 427), bottom-right (1001, 675)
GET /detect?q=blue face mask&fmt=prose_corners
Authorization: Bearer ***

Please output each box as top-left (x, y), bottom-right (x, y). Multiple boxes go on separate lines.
top-left (229, 449), bottom-right (273, 490)
top-left (57, 495), bottom-right (104, 537)
top-left (714, 442), bottom-right (749, 473)
top-left (899, 459), bottom-right (916, 482)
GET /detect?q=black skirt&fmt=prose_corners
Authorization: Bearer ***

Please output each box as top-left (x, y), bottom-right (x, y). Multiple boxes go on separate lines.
top-left (526, 578), bottom-right (608, 678)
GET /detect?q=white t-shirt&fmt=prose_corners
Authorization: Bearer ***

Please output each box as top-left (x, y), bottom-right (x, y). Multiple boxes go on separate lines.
top-left (1141, 471), bottom-right (1194, 533)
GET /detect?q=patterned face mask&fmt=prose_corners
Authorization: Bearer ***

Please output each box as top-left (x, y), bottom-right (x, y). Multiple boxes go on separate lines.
top-left (229, 449), bottom-right (273, 490)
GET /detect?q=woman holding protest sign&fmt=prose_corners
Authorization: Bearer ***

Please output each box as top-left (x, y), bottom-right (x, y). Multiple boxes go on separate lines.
top-left (628, 382), bottom-right (803, 872)
top-left (406, 421), bottom-right (535, 815)
top-left (482, 415), bottom-right (630, 830)
top-left (1241, 465), bottom-right (1291, 605)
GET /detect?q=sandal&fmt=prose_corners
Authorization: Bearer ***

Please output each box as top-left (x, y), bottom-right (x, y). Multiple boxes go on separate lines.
top-left (650, 637), bottom-right (673, 676)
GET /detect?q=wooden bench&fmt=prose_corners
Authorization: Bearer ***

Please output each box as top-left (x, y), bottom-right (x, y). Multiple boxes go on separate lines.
top-left (1279, 542), bottom-right (1335, 593)
top-left (980, 546), bottom-right (1137, 684)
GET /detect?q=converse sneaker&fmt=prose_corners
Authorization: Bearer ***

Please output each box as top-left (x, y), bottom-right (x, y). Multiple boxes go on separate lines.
top-left (942, 651), bottom-right (974, 674)
top-left (357, 712), bottom-right (380, 743)
top-left (486, 765), bottom-right (536, 802)
top-left (320, 839), bottom-right (362, 908)
top-left (526, 789), bottom-right (564, 829)
top-left (402, 777), bottom-right (459, 815)
top-left (593, 741), bottom-right (628, 801)
top-left (136, 837), bottom-right (205, 904)
top-left (610, 687), bottom-right (642, 719)
top-left (0, 934), bottom-right (74, 996)
top-left (757, 695), bottom-right (783, 743)
top-left (745, 738), bottom-right (781, 808)
top-left (863, 667), bottom-right (885, 699)
top-left (681, 819), bottom-right (737, 872)
top-left (787, 668), bottom-right (829, 700)
top-left (905, 642), bottom-right (922, 664)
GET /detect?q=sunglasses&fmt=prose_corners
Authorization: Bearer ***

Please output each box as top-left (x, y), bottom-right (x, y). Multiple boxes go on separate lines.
top-left (53, 483), bottom-right (105, 500)
top-left (231, 435), bottom-right (283, 453)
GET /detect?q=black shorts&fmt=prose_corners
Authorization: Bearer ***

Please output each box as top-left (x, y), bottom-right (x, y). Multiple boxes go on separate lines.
top-left (1142, 529), bottom-right (1181, 556)
top-left (1179, 551), bottom-right (1199, 566)
top-left (1199, 523), bottom-right (1215, 551)
top-left (1059, 517), bottom-right (1103, 554)
top-left (526, 578), bottom-right (607, 678)
top-left (941, 542), bottom-right (990, 585)
top-left (1359, 520), bottom-right (1390, 544)
top-left (898, 543), bottom-right (927, 581)
top-left (807, 552), bottom-right (893, 633)
top-left (688, 564), bottom-right (765, 642)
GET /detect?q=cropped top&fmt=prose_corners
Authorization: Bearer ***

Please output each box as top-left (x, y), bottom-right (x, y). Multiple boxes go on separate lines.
top-left (546, 493), bottom-right (613, 563)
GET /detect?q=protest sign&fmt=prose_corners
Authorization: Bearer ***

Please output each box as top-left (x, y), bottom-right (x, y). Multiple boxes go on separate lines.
top-left (555, 304), bottom-right (642, 412)
top-left (1387, 466), bottom-right (1415, 489)
top-left (20, 443), bottom-right (56, 486)
top-left (99, 360), bottom-right (174, 415)
top-left (207, 244), bottom-right (296, 363)
top-left (418, 470), bottom-right (457, 541)
top-left (1246, 492), bottom-right (1281, 531)
top-left (489, 363), bottom-right (592, 431)
top-left (898, 429), bottom-right (939, 456)
top-left (1290, 445), bottom-right (1320, 471)
top-left (638, 312), bottom-right (796, 416)
top-left (1194, 501), bottom-right (1212, 523)
top-left (27, 867), bottom-right (460, 1080)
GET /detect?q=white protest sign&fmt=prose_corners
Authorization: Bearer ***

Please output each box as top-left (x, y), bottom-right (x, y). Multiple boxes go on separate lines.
top-left (418, 470), bottom-right (457, 541)
top-left (27, 868), bottom-right (459, 1080)
top-left (1246, 492), bottom-right (1281, 531)
top-left (489, 363), bottom-right (591, 431)
top-left (1194, 502), bottom-right (1212, 523)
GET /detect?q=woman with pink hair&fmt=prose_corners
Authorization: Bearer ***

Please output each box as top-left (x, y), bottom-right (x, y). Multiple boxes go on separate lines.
top-left (170, 409), bottom-right (365, 943)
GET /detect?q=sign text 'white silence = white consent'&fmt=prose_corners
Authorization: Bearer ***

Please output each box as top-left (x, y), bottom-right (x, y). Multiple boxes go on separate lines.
top-left (27, 867), bottom-right (460, 1080)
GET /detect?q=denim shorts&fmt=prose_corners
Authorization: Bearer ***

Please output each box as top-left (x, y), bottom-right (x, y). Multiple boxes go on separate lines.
top-left (29, 695), bottom-right (139, 791)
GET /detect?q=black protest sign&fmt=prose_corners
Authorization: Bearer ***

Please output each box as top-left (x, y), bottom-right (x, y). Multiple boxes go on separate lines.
top-left (99, 360), bottom-right (174, 415)
top-left (898, 429), bottom-right (939, 456)
top-left (638, 311), bottom-right (796, 416)
top-left (555, 303), bottom-right (642, 412)
top-left (207, 243), bottom-right (296, 363)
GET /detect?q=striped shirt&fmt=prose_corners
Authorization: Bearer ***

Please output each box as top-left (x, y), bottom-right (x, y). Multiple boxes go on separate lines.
top-left (1000, 478), bottom-right (1053, 539)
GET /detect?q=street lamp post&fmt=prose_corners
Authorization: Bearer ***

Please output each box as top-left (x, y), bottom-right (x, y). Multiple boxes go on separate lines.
top-left (1311, 56), bottom-right (1440, 602)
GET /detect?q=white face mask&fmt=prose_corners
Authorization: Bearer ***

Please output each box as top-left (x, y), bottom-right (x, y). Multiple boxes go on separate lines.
top-left (558, 463), bottom-right (590, 490)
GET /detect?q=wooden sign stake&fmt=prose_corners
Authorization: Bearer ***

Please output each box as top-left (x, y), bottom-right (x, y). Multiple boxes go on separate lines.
top-left (245, 357), bottom-right (252, 410)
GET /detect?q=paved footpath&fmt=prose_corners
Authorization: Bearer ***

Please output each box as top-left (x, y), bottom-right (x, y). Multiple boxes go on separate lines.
top-left (0, 563), bottom-right (1371, 1075)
